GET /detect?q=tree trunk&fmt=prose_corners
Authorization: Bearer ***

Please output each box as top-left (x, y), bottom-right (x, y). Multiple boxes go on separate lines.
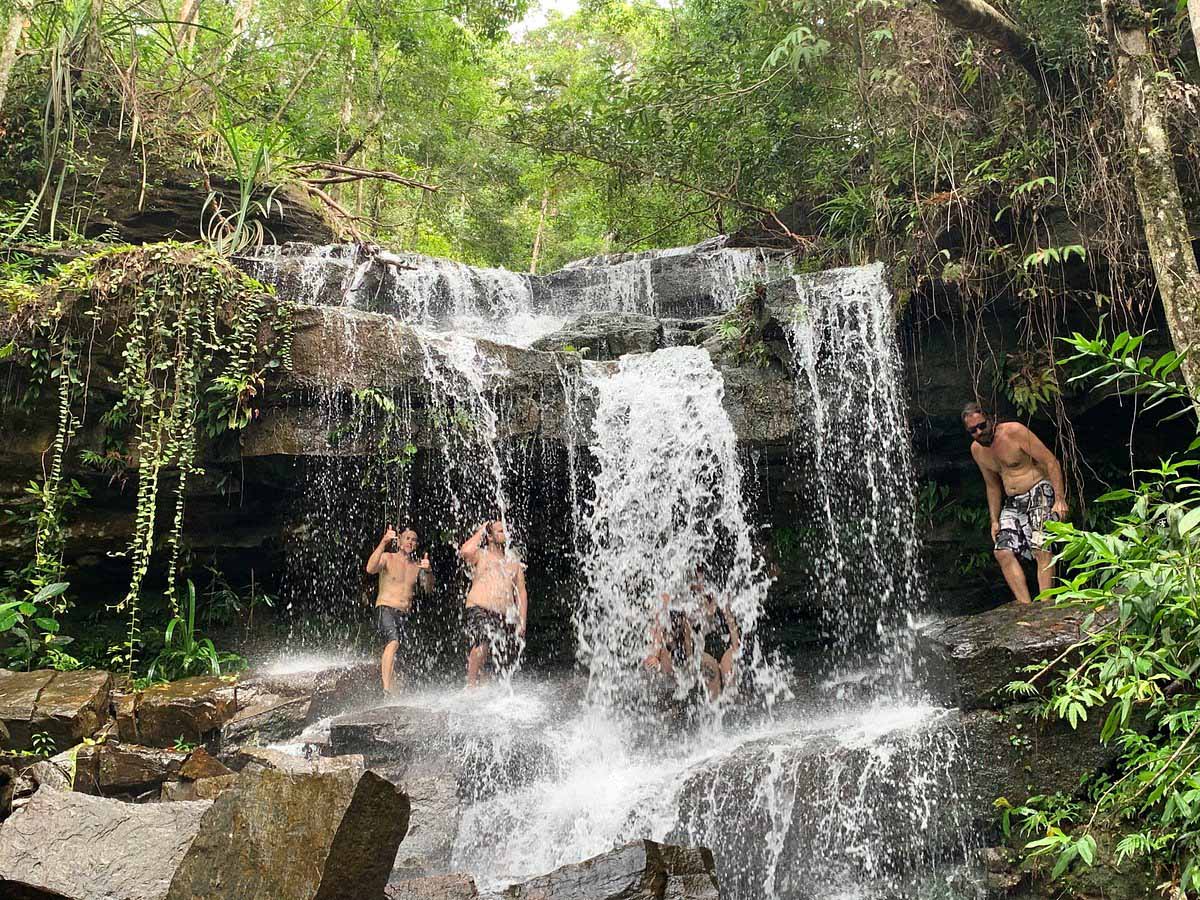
top-left (1105, 0), bottom-right (1200, 397)
top-left (530, 188), bottom-right (550, 274)
top-left (0, 4), bottom-right (29, 120)
top-left (926, 0), bottom-right (1061, 97)
top-left (222, 0), bottom-right (254, 61)
top-left (1189, 0), bottom-right (1200, 70)
top-left (176, 0), bottom-right (201, 53)
top-left (80, 0), bottom-right (105, 74)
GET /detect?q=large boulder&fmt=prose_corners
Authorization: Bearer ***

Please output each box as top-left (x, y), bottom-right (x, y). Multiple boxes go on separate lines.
top-left (307, 661), bottom-right (381, 721)
top-left (0, 669), bottom-right (111, 751)
top-left (502, 841), bottom-right (721, 900)
top-left (117, 676), bottom-right (239, 747)
top-left (328, 704), bottom-right (450, 763)
top-left (918, 603), bottom-right (1097, 709)
top-left (232, 745), bottom-right (365, 776)
top-left (164, 767), bottom-right (410, 900)
top-left (74, 741), bottom-right (188, 797)
top-left (0, 786), bottom-right (211, 900)
top-left (531, 312), bottom-right (663, 361)
top-left (221, 694), bottom-right (312, 749)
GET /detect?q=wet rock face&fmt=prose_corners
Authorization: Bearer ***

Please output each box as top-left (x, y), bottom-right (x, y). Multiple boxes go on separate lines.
top-left (387, 873), bottom-right (479, 899)
top-left (917, 603), bottom-right (1096, 709)
top-left (531, 313), bottom-right (664, 361)
top-left (116, 676), bottom-right (239, 747)
top-left (236, 239), bottom-right (778, 321)
top-left (74, 741), bottom-right (188, 797)
top-left (501, 840), bottom-right (721, 900)
top-left (667, 717), bottom-right (966, 898)
top-left (0, 787), bottom-right (211, 900)
top-left (0, 669), bottom-right (111, 751)
top-left (164, 768), bottom-right (410, 900)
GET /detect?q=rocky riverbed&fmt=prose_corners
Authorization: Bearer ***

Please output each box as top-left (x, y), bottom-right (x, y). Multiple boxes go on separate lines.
top-left (0, 600), bottom-right (1146, 900)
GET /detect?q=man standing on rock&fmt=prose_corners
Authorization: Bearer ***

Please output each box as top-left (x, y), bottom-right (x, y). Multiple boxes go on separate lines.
top-left (458, 518), bottom-right (528, 688)
top-left (963, 403), bottom-right (1069, 604)
top-left (366, 525), bottom-right (433, 694)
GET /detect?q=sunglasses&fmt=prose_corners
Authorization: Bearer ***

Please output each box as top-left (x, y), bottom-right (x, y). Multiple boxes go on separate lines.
top-left (967, 421), bottom-right (990, 434)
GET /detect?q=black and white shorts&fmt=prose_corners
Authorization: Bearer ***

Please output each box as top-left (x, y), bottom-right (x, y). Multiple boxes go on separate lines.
top-left (995, 479), bottom-right (1057, 561)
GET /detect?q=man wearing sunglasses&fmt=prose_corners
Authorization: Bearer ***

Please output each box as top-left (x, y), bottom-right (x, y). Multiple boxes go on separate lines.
top-left (962, 402), bottom-right (1069, 604)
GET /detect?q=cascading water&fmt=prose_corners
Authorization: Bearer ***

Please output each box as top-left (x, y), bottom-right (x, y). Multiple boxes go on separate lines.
top-left (783, 262), bottom-right (925, 680)
top-left (448, 263), bottom-right (974, 900)
top-left (573, 346), bottom-right (780, 711)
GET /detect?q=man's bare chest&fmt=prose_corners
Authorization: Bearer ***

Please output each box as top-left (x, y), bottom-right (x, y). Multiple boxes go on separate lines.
top-left (982, 438), bottom-right (1031, 471)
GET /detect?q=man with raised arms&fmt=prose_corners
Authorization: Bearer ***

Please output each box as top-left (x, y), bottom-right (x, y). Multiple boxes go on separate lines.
top-left (963, 402), bottom-right (1069, 604)
top-left (365, 525), bottom-right (433, 694)
top-left (458, 518), bottom-right (528, 688)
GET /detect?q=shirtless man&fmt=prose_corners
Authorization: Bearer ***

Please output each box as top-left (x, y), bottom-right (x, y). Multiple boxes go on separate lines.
top-left (365, 525), bottom-right (433, 694)
top-left (458, 519), bottom-right (528, 688)
top-left (963, 403), bottom-right (1069, 604)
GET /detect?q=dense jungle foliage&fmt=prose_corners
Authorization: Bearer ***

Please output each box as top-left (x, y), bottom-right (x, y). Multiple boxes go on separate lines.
top-left (2, 0), bottom-right (1200, 890)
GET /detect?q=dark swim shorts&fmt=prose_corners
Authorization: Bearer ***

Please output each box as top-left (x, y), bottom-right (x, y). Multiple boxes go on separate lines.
top-left (376, 606), bottom-right (411, 645)
top-left (464, 605), bottom-right (520, 670)
top-left (995, 479), bottom-right (1058, 561)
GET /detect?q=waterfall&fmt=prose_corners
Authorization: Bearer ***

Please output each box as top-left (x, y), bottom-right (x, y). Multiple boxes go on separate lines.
top-left (573, 346), bottom-right (780, 711)
top-left (239, 242), bottom-right (783, 348)
top-left (246, 242), bottom-right (976, 900)
top-left (783, 263), bottom-right (925, 681)
top-left (414, 331), bottom-right (512, 535)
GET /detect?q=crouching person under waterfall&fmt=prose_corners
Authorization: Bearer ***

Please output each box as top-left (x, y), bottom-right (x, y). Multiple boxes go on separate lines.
top-left (366, 525), bottom-right (434, 695)
top-left (458, 518), bottom-right (529, 688)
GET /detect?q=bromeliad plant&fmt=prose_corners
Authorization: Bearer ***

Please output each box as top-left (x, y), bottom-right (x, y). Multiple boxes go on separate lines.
top-left (1002, 328), bottom-right (1200, 889)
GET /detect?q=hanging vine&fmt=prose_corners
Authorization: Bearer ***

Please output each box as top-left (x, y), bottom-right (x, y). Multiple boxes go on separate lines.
top-left (18, 243), bottom-right (293, 672)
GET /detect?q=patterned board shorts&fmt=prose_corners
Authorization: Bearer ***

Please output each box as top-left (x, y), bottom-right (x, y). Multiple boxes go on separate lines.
top-left (995, 479), bottom-right (1058, 561)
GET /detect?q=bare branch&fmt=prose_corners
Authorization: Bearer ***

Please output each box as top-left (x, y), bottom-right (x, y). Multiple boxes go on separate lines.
top-left (927, 0), bottom-right (1066, 98)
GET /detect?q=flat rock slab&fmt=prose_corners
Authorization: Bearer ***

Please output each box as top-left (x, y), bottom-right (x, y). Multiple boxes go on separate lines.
top-left (502, 841), bottom-right (720, 900)
top-left (118, 676), bottom-right (239, 747)
top-left (387, 874), bottom-right (479, 899)
top-left (328, 705), bottom-right (451, 762)
top-left (531, 312), bottom-right (663, 361)
top-left (308, 661), bottom-right (386, 722)
top-left (0, 669), bottom-right (111, 750)
top-left (918, 602), bottom-right (1097, 709)
top-left (161, 774), bottom-right (239, 802)
top-left (221, 693), bottom-right (311, 749)
top-left (0, 786), bottom-right (211, 900)
top-left (165, 767), bottom-right (410, 900)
